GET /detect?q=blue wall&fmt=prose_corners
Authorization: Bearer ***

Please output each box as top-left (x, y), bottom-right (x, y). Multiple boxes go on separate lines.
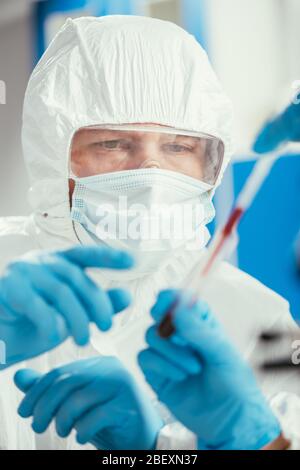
top-left (181, 0), bottom-right (208, 50)
top-left (34, 0), bottom-right (134, 61)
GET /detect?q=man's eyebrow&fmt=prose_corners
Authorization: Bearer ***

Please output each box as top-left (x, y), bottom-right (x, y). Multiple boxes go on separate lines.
top-left (170, 135), bottom-right (199, 142)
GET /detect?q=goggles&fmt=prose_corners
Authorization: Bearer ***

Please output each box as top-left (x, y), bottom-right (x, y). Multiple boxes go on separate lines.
top-left (70, 124), bottom-right (224, 185)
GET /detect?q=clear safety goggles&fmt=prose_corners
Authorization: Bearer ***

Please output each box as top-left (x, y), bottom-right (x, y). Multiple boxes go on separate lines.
top-left (70, 124), bottom-right (224, 185)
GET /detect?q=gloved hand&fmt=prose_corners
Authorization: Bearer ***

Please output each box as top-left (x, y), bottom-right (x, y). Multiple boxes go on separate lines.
top-left (253, 102), bottom-right (300, 153)
top-left (138, 289), bottom-right (281, 450)
top-left (0, 246), bottom-right (134, 369)
top-left (14, 356), bottom-right (163, 450)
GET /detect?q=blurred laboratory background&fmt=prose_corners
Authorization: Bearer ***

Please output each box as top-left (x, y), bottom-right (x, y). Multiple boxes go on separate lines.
top-left (0, 0), bottom-right (299, 318)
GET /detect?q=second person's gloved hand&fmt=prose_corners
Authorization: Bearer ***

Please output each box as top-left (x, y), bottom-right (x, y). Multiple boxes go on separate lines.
top-left (138, 289), bottom-right (281, 450)
top-left (253, 102), bottom-right (300, 153)
top-left (14, 356), bottom-right (163, 450)
top-left (0, 246), bottom-right (134, 369)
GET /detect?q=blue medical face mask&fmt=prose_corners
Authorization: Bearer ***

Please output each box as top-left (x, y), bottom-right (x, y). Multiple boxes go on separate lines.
top-left (71, 168), bottom-right (215, 275)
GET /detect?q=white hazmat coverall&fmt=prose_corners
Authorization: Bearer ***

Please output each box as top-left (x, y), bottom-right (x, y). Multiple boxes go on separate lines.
top-left (0, 15), bottom-right (299, 450)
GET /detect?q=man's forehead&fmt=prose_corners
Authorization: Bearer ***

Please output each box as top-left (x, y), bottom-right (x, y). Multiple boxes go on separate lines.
top-left (72, 126), bottom-right (202, 145)
top-left (73, 123), bottom-right (174, 142)
top-left (84, 123), bottom-right (170, 130)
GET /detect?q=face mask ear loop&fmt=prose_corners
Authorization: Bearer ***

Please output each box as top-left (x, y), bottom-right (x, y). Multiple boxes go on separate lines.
top-left (69, 169), bottom-right (78, 180)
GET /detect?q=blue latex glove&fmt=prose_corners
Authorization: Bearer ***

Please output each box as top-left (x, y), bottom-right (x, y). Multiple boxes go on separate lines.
top-left (253, 102), bottom-right (300, 153)
top-left (138, 290), bottom-right (281, 450)
top-left (0, 246), bottom-right (134, 369)
top-left (14, 356), bottom-right (163, 450)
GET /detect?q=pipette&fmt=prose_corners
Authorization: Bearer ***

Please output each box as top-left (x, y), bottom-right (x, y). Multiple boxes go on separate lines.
top-left (158, 153), bottom-right (279, 338)
top-left (234, 142), bottom-right (300, 162)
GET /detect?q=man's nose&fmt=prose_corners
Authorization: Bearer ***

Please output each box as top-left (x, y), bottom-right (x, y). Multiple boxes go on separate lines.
top-left (134, 140), bottom-right (162, 169)
top-left (139, 159), bottom-right (161, 169)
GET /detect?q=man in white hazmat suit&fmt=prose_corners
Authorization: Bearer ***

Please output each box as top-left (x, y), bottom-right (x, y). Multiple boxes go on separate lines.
top-left (0, 15), bottom-right (299, 450)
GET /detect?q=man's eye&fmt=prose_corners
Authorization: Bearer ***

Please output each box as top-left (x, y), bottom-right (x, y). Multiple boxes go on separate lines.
top-left (163, 143), bottom-right (192, 153)
top-left (94, 139), bottom-right (130, 150)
